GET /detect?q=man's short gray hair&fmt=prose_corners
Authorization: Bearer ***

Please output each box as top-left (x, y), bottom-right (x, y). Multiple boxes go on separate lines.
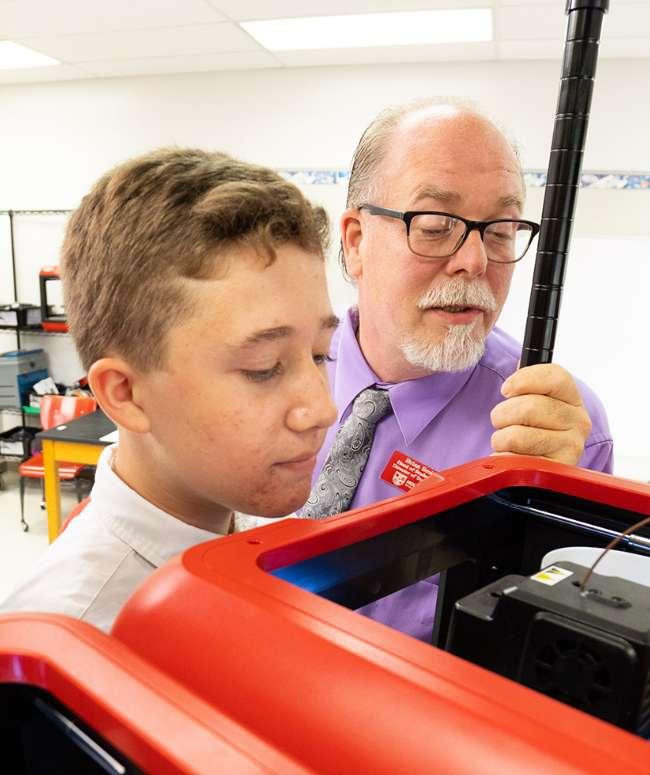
top-left (348, 98), bottom-right (462, 208)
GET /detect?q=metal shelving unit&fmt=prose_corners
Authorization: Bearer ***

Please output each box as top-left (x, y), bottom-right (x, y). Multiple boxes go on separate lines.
top-left (1, 208), bottom-right (73, 350)
top-left (1, 209), bottom-right (74, 454)
top-left (0, 328), bottom-right (70, 338)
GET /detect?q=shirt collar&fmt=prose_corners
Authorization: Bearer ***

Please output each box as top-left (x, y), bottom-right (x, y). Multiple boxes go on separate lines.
top-left (333, 307), bottom-right (477, 445)
top-left (92, 445), bottom-right (228, 568)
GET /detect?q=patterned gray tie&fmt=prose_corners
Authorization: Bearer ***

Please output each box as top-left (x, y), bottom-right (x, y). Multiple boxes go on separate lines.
top-left (302, 387), bottom-right (392, 519)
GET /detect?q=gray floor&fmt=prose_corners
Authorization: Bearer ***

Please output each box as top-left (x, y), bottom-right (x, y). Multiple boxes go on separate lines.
top-left (0, 461), bottom-right (79, 601)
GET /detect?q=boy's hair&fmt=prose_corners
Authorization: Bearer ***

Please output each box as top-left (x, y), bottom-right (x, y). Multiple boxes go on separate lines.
top-left (61, 148), bottom-right (329, 372)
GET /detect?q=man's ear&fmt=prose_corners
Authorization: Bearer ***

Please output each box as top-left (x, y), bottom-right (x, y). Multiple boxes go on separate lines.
top-left (88, 357), bottom-right (151, 434)
top-left (340, 207), bottom-right (364, 280)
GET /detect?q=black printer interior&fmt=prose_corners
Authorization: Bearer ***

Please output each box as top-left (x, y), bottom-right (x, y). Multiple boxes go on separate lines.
top-left (273, 486), bottom-right (650, 737)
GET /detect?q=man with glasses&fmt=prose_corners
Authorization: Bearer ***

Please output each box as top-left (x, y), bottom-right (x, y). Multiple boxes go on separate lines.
top-left (302, 101), bottom-right (612, 641)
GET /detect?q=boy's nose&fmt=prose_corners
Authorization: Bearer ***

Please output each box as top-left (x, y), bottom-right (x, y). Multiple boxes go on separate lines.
top-left (287, 369), bottom-right (337, 433)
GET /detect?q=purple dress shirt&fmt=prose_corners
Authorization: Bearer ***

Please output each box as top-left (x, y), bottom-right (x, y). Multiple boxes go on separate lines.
top-left (310, 308), bottom-right (613, 642)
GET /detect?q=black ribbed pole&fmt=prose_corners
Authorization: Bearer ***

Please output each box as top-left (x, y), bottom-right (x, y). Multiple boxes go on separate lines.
top-left (520, 0), bottom-right (609, 366)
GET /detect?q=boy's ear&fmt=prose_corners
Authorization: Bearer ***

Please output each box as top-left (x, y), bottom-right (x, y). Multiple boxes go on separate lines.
top-left (340, 207), bottom-right (364, 280)
top-left (88, 357), bottom-right (151, 434)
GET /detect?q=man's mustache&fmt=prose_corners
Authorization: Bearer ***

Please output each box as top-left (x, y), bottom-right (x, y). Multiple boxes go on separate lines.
top-left (417, 279), bottom-right (497, 313)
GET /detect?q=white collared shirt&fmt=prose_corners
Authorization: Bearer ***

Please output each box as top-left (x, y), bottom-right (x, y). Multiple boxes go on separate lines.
top-left (0, 445), bottom-right (271, 633)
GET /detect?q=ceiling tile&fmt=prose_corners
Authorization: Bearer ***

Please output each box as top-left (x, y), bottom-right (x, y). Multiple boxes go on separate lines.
top-left (74, 51), bottom-right (280, 78)
top-left (0, 0), bottom-right (648, 83)
top-left (275, 41), bottom-right (496, 66)
top-left (1, 0), bottom-right (225, 38)
top-left (210, 0), bottom-right (489, 22)
top-left (497, 1), bottom-right (650, 39)
top-left (496, 0), bottom-right (568, 5)
top-left (18, 24), bottom-right (263, 64)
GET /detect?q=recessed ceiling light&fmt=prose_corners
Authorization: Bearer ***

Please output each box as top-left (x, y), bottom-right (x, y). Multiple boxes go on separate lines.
top-left (241, 9), bottom-right (493, 50)
top-left (0, 41), bottom-right (60, 70)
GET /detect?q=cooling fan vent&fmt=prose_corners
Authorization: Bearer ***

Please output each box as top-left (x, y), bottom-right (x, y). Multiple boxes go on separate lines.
top-left (519, 612), bottom-right (637, 725)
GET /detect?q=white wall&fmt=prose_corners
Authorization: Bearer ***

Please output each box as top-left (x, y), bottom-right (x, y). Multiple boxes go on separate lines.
top-left (2, 59), bottom-right (650, 207)
top-left (1, 59), bottom-right (648, 479)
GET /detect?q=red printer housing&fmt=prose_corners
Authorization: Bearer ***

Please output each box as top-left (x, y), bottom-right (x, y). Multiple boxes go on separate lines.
top-left (111, 455), bottom-right (650, 774)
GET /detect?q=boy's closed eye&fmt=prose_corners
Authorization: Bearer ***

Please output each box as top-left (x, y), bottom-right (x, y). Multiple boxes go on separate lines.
top-left (242, 354), bottom-right (334, 383)
top-left (242, 363), bottom-right (284, 383)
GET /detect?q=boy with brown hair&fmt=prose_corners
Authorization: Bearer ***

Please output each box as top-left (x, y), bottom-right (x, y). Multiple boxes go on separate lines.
top-left (1, 148), bottom-right (338, 631)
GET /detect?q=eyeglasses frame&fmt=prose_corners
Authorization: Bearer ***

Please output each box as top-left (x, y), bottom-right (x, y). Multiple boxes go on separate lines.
top-left (359, 204), bottom-right (540, 264)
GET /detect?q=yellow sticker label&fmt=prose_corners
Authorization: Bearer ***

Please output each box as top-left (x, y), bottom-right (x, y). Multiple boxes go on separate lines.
top-left (530, 565), bottom-right (573, 586)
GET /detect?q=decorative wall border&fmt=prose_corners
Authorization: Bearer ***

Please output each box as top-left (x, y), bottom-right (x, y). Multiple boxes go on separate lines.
top-left (524, 172), bottom-right (650, 190)
top-left (280, 169), bottom-right (650, 190)
top-left (279, 170), bottom-right (349, 186)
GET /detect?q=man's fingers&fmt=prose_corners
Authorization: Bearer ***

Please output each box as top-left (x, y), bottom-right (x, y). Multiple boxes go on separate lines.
top-left (494, 362), bottom-right (593, 466)
top-left (501, 364), bottom-right (584, 407)
top-left (491, 394), bottom-right (592, 436)
top-left (491, 425), bottom-right (586, 465)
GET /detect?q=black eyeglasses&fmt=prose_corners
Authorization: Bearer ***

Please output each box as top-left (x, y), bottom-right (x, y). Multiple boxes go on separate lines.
top-left (360, 204), bottom-right (540, 264)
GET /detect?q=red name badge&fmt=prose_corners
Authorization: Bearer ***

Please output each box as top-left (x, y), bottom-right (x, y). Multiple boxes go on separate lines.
top-left (380, 451), bottom-right (443, 493)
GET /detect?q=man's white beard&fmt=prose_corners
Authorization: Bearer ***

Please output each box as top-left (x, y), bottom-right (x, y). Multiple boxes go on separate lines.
top-left (400, 278), bottom-right (497, 373)
top-left (401, 322), bottom-right (486, 372)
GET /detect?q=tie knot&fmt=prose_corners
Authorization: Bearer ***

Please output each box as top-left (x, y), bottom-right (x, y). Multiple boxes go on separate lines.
top-left (351, 387), bottom-right (392, 426)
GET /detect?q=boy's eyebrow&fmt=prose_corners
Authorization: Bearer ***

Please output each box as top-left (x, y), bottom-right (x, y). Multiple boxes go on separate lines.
top-left (236, 315), bottom-right (340, 349)
top-left (240, 326), bottom-right (292, 347)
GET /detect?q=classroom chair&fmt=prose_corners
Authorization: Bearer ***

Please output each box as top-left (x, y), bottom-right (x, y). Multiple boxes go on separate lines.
top-left (18, 395), bottom-right (97, 532)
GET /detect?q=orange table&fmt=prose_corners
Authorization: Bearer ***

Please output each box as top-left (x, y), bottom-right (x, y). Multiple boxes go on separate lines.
top-left (37, 410), bottom-right (115, 542)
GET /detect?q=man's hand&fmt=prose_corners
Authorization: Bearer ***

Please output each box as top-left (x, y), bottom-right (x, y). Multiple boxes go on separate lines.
top-left (490, 364), bottom-right (592, 466)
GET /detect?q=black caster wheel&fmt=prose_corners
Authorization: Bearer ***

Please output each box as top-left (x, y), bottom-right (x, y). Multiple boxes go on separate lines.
top-left (22, 523), bottom-right (29, 532)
